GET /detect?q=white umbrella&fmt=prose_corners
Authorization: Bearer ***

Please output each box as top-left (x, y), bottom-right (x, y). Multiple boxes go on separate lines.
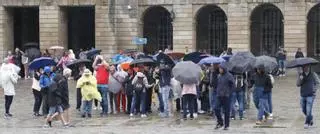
top-left (49, 46), bottom-right (64, 50)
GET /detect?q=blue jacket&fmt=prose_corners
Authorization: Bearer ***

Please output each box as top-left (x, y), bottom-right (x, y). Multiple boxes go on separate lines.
top-left (297, 72), bottom-right (320, 97)
top-left (216, 65), bottom-right (235, 97)
top-left (40, 73), bottom-right (56, 88)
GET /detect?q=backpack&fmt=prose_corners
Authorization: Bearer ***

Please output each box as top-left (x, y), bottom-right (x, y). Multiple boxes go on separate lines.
top-left (134, 77), bottom-right (145, 92)
top-left (235, 75), bottom-right (244, 92)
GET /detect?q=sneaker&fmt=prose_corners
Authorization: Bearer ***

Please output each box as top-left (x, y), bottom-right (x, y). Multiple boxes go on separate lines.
top-left (223, 127), bottom-right (229, 130)
top-left (231, 117), bottom-right (236, 120)
top-left (141, 114), bottom-right (147, 118)
top-left (304, 124), bottom-right (309, 129)
top-left (268, 113), bottom-right (273, 120)
top-left (5, 113), bottom-right (12, 117)
top-left (63, 124), bottom-right (69, 128)
top-left (81, 114), bottom-right (86, 118)
top-left (240, 117), bottom-right (244, 120)
top-left (215, 124), bottom-right (223, 129)
top-left (256, 120), bottom-right (262, 125)
top-left (88, 114), bottom-right (92, 118)
top-left (198, 110), bottom-right (206, 114)
top-left (48, 121), bottom-right (52, 127)
top-left (130, 113), bottom-right (134, 117)
top-left (93, 107), bottom-right (97, 110)
top-left (310, 120), bottom-right (314, 126)
top-left (193, 113), bottom-right (198, 118)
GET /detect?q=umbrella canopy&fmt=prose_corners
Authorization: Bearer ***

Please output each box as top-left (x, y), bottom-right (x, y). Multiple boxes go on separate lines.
top-left (29, 57), bottom-right (56, 70)
top-left (124, 49), bottom-right (138, 54)
top-left (228, 52), bottom-right (256, 73)
top-left (23, 42), bottom-right (39, 48)
top-left (286, 57), bottom-right (319, 68)
top-left (66, 59), bottom-right (91, 69)
top-left (183, 52), bottom-right (208, 63)
top-left (156, 52), bottom-right (175, 66)
top-left (165, 52), bottom-right (185, 60)
top-left (221, 55), bottom-right (232, 62)
top-left (130, 58), bottom-right (156, 66)
top-left (113, 56), bottom-right (133, 65)
top-left (198, 56), bottom-right (225, 65)
top-left (86, 49), bottom-right (102, 59)
top-left (172, 61), bottom-right (202, 84)
top-left (255, 55), bottom-right (278, 73)
top-left (111, 54), bottom-right (126, 63)
top-left (49, 46), bottom-right (64, 50)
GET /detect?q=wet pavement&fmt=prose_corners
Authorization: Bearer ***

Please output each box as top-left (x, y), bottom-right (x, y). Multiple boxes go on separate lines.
top-left (0, 70), bottom-right (319, 134)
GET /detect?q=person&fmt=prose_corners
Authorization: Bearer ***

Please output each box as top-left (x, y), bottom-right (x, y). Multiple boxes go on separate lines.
top-left (61, 69), bottom-right (72, 124)
top-left (57, 51), bottom-right (71, 69)
top-left (40, 66), bottom-right (56, 116)
top-left (153, 67), bottom-right (164, 114)
top-left (214, 63), bottom-right (235, 130)
top-left (1, 58), bottom-right (19, 117)
top-left (44, 74), bottom-right (68, 128)
top-left (92, 55), bottom-right (109, 117)
top-left (76, 69), bottom-right (102, 118)
top-left (181, 83), bottom-right (197, 120)
top-left (74, 64), bottom-right (87, 111)
top-left (157, 60), bottom-right (172, 118)
top-left (249, 65), bottom-right (273, 125)
top-left (42, 49), bottom-right (51, 57)
top-left (32, 69), bottom-right (42, 116)
top-left (219, 48), bottom-right (233, 57)
top-left (209, 64), bottom-right (219, 113)
top-left (68, 49), bottom-right (76, 60)
top-left (7, 51), bottom-right (14, 64)
top-left (276, 47), bottom-right (287, 76)
top-left (199, 65), bottom-right (210, 114)
top-left (108, 65), bottom-right (118, 114)
top-left (21, 53), bottom-right (29, 79)
top-left (115, 65), bottom-right (128, 113)
top-left (295, 48), bottom-right (304, 59)
top-left (79, 49), bottom-right (87, 59)
top-left (124, 68), bottom-right (135, 114)
top-left (13, 48), bottom-right (24, 76)
top-left (296, 65), bottom-right (320, 129)
top-left (144, 66), bottom-right (155, 113)
top-left (230, 73), bottom-right (246, 120)
top-left (130, 72), bottom-right (153, 118)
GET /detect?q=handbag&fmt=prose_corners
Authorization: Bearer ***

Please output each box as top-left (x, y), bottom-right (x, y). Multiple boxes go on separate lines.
top-left (21, 55), bottom-right (29, 64)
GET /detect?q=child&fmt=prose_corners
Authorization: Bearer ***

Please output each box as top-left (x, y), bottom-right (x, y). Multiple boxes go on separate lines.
top-left (130, 72), bottom-right (153, 118)
top-left (45, 74), bottom-right (68, 128)
top-left (76, 69), bottom-right (102, 118)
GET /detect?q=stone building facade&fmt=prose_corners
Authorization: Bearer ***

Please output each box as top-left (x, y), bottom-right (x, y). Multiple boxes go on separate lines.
top-left (0, 0), bottom-right (320, 60)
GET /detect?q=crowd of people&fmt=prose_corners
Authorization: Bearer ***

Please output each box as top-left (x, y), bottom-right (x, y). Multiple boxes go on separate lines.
top-left (0, 46), bottom-right (319, 130)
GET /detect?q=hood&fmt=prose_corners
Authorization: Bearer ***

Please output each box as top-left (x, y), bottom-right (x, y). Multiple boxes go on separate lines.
top-left (44, 66), bottom-right (51, 73)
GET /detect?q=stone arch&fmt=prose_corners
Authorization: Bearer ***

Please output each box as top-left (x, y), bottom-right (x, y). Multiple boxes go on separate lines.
top-left (195, 5), bottom-right (227, 56)
top-left (250, 3), bottom-right (284, 56)
top-left (307, 3), bottom-right (320, 57)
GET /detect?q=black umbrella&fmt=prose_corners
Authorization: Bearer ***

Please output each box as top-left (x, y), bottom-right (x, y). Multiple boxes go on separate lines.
top-left (183, 52), bottom-right (208, 63)
top-left (66, 59), bottom-right (92, 69)
top-left (24, 42), bottom-right (39, 48)
top-left (156, 52), bottom-right (175, 66)
top-left (86, 49), bottom-right (102, 58)
top-left (130, 58), bottom-right (156, 66)
top-left (286, 57), bottom-right (319, 68)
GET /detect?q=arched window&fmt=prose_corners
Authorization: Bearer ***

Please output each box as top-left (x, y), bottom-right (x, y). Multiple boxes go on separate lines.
top-left (251, 4), bottom-right (284, 56)
top-left (307, 4), bottom-right (320, 57)
top-left (196, 5), bottom-right (227, 56)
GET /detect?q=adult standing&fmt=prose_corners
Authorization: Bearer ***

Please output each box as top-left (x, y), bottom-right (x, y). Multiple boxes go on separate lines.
top-left (13, 48), bottom-right (24, 77)
top-left (92, 55), bottom-right (110, 117)
top-left (297, 65), bottom-right (320, 129)
top-left (1, 58), bottom-right (19, 117)
top-left (181, 84), bottom-right (197, 120)
top-left (295, 48), bottom-right (304, 74)
top-left (276, 47), bottom-right (287, 76)
top-left (209, 64), bottom-right (219, 113)
top-left (61, 69), bottom-right (72, 125)
top-left (144, 66), bottom-right (155, 113)
top-left (32, 69), bottom-right (42, 116)
top-left (157, 60), bottom-right (172, 118)
top-left (214, 63), bottom-right (235, 130)
top-left (74, 64), bottom-right (86, 111)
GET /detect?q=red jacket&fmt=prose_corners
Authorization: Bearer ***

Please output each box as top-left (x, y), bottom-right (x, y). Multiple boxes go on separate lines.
top-left (96, 65), bottom-right (109, 85)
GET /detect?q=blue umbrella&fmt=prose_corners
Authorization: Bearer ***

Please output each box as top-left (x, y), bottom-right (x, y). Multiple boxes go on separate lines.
top-left (286, 57), bottom-right (319, 68)
top-left (86, 49), bottom-right (102, 58)
top-left (183, 52), bottom-right (208, 63)
top-left (29, 57), bottom-right (56, 70)
top-left (113, 56), bottom-right (133, 65)
top-left (221, 55), bottom-right (232, 62)
top-left (198, 56), bottom-right (225, 65)
top-left (112, 54), bottom-right (126, 63)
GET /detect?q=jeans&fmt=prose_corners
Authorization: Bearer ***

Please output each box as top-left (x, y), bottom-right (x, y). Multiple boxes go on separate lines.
top-left (200, 90), bottom-right (209, 112)
top-left (130, 90), bottom-right (146, 114)
top-left (258, 94), bottom-right (269, 120)
top-left (126, 95), bottom-right (133, 113)
top-left (82, 100), bottom-right (93, 115)
top-left (182, 94), bottom-right (196, 118)
top-left (76, 88), bottom-right (82, 109)
top-left (215, 96), bottom-right (230, 127)
top-left (267, 92), bottom-right (273, 113)
top-left (5, 95), bottom-right (13, 114)
top-left (161, 86), bottom-right (171, 117)
top-left (98, 87), bottom-right (108, 114)
top-left (246, 87), bottom-right (252, 109)
top-left (300, 96), bottom-right (315, 125)
top-left (33, 89), bottom-right (42, 113)
top-left (42, 94), bottom-right (49, 115)
top-left (278, 60), bottom-right (286, 74)
top-left (211, 90), bottom-right (217, 111)
top-left (231, 91), bottom-right (244, 118)
top-left (253, 87), bottom-right (264, 109)
top-left (109, 92), bottom-right (117, 113)
top-left (146, 87), bottom-right (153, 112)
top-left (157, 92), bottom-right (164, 112)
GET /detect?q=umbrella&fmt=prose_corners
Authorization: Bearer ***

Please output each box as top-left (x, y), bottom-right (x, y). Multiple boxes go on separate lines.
top-left (120, 62), bottom-right (130, 70)
top-left (108, 75), bottom-right (122, 93)
top-left (29, 57), bottom-right (56, 70)
top-left (286, 57), bottom-right (319, 68)
top-left (165, 52), bottom-right (185, 59)
top-left (221, 55), bottom-right (232, 62)
top-left (228, 52), bottom-right (256, 73)
top-left (172, 61), bottom-right (202, 84)
top-left (66, 59), bottom-right (91, 69)
top-left (198, 56), bottom-right (225, 65)
top-left (86, 49), bottom-right (102, 59)
top-left (124, 49), bottom-right (138, 54)
top-left (113, 57), bottom-right (133, 65)
top-left (111, 54), bottom-right (126, 63)
top-left (130, 58), bottom-right (156, 66)
top-left (23, 42), bottom-right (39, 48)
top-left (255, 55), bottom-right (278, 73)
top-left (183, 52), bottom-right (208, 63)
top-left (49, 46), bottom-right (64, 50)
top-left (156, 52), bottom-right (175, 66)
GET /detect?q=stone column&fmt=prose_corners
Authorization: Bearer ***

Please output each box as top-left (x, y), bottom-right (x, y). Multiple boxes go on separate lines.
top-left (39, 5), bottom-right (59, 51)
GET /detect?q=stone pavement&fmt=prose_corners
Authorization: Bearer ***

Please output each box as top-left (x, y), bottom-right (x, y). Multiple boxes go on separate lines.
top-left (0, 70), bottom-right (319, 134)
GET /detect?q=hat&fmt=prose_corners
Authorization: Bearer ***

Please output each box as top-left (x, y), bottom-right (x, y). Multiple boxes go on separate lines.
top-left (44, 66), bottom-right (51, 73)
top-left (136, 72), bottom-right (145, 78)
top-left (83, 69), bottom-right (91, 75)
top-left (63, 68), bottom-right (72, 76)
